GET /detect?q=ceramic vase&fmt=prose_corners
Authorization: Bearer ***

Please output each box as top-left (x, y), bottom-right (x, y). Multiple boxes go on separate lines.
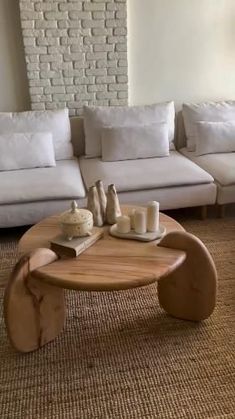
top-left (96, 179), bottom-right (107, 223)
top-left (106, 184), bottom-right (121, 225)
top-left (87, 185), bottom-right (103, 227)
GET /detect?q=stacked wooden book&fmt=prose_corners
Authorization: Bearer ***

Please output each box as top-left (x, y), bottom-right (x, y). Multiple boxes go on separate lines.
top-left (50, 227), bottom-right (104, 258)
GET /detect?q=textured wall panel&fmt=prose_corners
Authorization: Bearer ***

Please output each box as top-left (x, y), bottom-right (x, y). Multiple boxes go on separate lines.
top-left (19, 0), bottom-right (128, 115)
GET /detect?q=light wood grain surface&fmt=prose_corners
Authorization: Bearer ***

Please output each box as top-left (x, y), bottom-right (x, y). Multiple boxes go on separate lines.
top-left (158, 231), bottom-right (218, 321)
top-left (19, 206), bottom-right (186, 291)
top-left (4, 248), bottom-right (65, 353)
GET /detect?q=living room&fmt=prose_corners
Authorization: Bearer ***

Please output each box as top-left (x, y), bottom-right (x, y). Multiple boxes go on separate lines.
top-left (0, 0), bottom-right (234, 418)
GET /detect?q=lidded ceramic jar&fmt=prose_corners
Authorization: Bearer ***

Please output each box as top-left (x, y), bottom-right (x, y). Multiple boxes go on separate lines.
top-left (60, 201), bottom-right (93, 240)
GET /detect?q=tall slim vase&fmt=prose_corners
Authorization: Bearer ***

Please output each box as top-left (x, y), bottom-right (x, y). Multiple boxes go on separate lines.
top-left (96, 180), bottom-right (107, 224)
top-left (106, 184), bottom-right (121, 225)
top-left (87, 185), bottom-right (103, 227)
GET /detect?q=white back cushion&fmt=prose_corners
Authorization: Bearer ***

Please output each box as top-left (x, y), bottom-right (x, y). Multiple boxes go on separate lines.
top-left (182, 101), bottom-right (235, 151)
top-left (0, 109), bottom-right (72, 160)
top-left (101, 123), bottom-right (169, 161)
top-left (195, 121), bottom-right (235, 156)
top-left (0, 132), bottom-right (56, 171)
top-left (83, 102), bottom-right (175, 158)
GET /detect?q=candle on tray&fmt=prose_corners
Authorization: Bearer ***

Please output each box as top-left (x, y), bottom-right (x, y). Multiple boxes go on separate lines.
top-left (116, 215), bottom-right (131, 234)
top-left (147, 201), bottom-right (159, 232)
top-left (128, 209), bottom-right (136, 230)
top-left (134, 210), bottom-right (147, 234)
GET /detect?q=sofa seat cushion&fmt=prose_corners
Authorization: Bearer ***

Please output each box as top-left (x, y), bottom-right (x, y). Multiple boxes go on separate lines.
top-left (0, 159), bottom-right (86, 205)
top-left (180, 148), bottom-right (235, 186)
top-left (79, 151), bottom-right (214, 193)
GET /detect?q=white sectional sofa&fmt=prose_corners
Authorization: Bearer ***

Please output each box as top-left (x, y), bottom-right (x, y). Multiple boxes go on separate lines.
top-left (0, 102), bottom-right (234, 228)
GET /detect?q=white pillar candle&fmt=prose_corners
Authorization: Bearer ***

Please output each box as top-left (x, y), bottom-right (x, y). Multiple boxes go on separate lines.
top-left (116, 215), bottom-right (131, 234)
top-left (134, 210), bottom-right (147, 234)
top-left (128, 209), bottom-right (136, 230)
top-left (147, 201), bottom-right (159, 232)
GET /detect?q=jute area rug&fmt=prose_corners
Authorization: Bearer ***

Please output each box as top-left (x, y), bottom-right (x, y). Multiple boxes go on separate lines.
top-left (0, 213), bottom-right (234, 419)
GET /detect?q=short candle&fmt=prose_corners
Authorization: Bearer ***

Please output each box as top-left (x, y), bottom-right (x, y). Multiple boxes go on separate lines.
top-left (116, 215), bottom-right (131, 234)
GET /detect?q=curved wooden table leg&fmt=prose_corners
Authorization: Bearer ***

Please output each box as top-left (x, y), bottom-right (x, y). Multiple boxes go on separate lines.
top-left (4, 248), bottom-right (65, 353)
top-left (158, 231), bottom-right (218, 321)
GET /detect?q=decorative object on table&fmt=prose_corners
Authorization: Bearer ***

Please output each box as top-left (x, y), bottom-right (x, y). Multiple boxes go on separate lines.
top-left (60, 200), bottom-right (93, 240)
top-left (50, 227), bottom-right (104, 258)
top-left (95, 179), bottom-right (107, 223)
top-left (134, 210), bottom-right (147, 234)
top-left (110, 223), bottom-right (166, 242)
top-left (109, 203), bottom-right (164, 242)
top-left (87, 185), bottom-right (103, 227)
top-left (116, 215), bottom-right (131, 234)
top-left (147, 201), bottom-right (159, 232)
top-left (106, 183), bottom-right (121, 225)
top-left (128, 208), bottom-right (136, 229)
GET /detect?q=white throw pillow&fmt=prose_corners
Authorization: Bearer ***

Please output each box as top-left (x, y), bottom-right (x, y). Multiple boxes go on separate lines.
top-left (182, 101), bottom-right (235, 151)
top-left (101, 123), bottom-right (169, 162)
top-left (195, 121), bottom-right (235, 156)
top-left (0, 108), bottom-right (72, 160)
top-left (0, 132), bottom-right (56, 171)
top-left (83, 102), bottom-right (175, 158)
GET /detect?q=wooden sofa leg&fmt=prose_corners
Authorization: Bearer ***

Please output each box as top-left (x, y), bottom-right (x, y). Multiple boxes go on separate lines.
top-left (218, 204), bottom-right (225, 218)
top-left (200, 205), bottom-right (207, 220)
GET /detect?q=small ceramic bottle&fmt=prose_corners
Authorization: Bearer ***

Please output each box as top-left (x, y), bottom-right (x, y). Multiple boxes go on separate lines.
top-left (106, 184), bottom-right (121, 225)
top-left (87, 185), bottom-right (103, 227)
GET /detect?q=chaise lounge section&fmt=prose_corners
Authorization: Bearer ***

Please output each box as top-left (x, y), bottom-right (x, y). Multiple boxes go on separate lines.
top-left (178, 102), bottom-right (235, 216)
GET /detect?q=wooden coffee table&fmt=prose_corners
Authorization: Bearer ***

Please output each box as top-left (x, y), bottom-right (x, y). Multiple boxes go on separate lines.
top-left (4, 206), bottom-right (217, 353)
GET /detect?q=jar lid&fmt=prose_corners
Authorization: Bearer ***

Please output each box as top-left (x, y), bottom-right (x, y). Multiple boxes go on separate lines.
top-left (60, 201), bottom-right (93, 225)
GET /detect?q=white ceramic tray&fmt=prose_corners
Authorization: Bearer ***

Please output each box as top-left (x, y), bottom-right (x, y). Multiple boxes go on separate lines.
top-left (109, 224), bottom-right (166, 242)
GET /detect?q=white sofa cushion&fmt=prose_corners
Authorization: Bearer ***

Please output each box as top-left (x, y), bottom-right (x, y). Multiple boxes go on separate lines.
top-left (182, 101), bottom-right (235, 151)
top-left (0, 199), bottom-right (87, 228)
top-left (0, 159), bottom-right (86, 205)
top-left (180, 147), bottom-right (235, 186)
top-left (116, 184), bottom-right (216, 209)
top-left (83, 102), bottom-right (175, 158)
top-left (195, 121), bottom-right (235, 156)
top-left (79, 151), bottom-right (214, 193)
top-left (0, 132), bottom-right (56, 171)
top-left (0, 109), bottom-right (73, 160)
top-left (0, 185), bottom-right (217, 228)
top-left (101, 123), bottom-right (169, 161)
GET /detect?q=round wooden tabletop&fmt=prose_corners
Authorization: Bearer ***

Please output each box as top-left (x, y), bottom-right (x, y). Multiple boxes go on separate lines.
top-left (19, 206), bottom-right (186, 291)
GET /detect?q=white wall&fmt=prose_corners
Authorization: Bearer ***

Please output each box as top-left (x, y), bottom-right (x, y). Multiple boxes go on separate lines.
top-left (0, 0), bottom-right (30, 111)
top-left (1, 0), bottom-right (235, 112)
top-left (128, 0), bottom-right (235, 108)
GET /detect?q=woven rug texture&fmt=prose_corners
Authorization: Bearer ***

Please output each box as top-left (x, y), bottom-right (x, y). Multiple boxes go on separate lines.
top-left (0, 215), bottom-right (235, 419)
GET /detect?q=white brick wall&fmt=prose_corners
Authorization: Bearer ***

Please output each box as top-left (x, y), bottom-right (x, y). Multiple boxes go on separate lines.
top-left (19, 0), bottom-right (128, 115)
